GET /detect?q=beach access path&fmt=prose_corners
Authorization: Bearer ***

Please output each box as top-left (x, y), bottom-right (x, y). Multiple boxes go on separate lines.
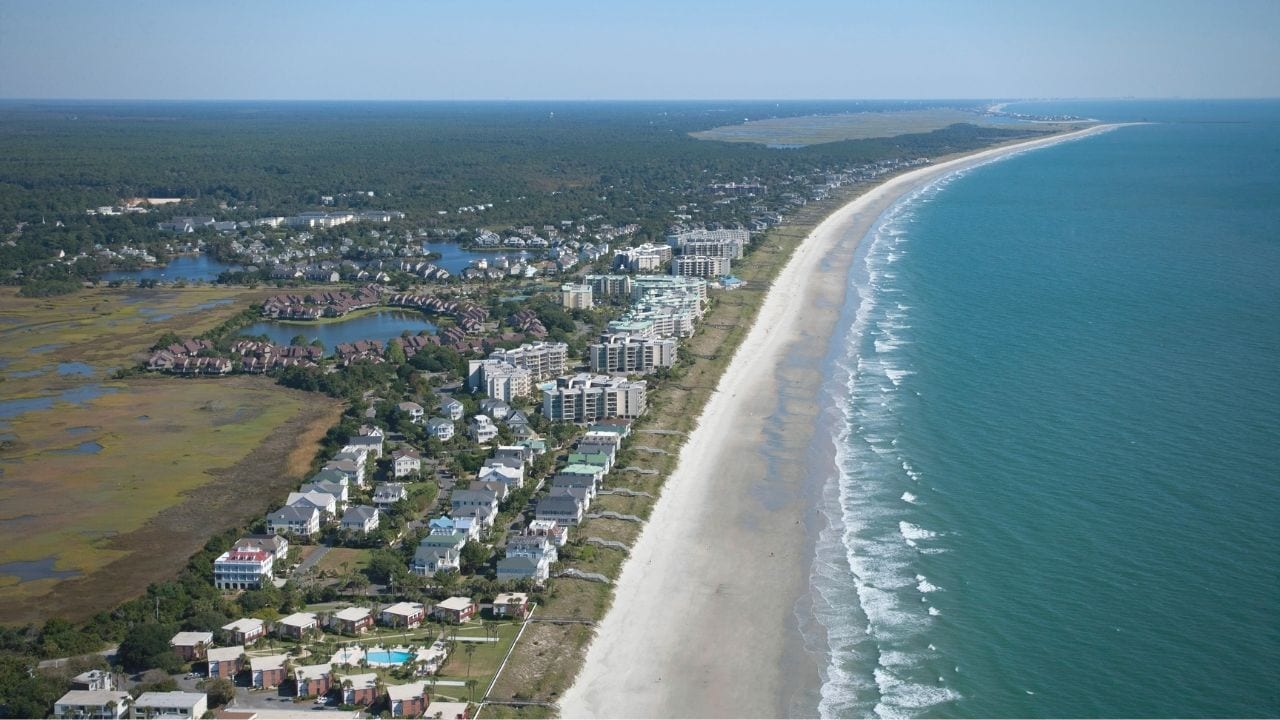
top-left (558, 124), bottom-right (1119, 718)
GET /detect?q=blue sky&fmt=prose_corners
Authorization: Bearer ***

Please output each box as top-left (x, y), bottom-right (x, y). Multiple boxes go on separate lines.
top-left (1, 0), bottom-right (1277, 100)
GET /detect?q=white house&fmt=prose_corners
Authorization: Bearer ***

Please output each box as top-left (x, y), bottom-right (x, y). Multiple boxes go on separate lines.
top-left (276, 611), bottom-right (318, 639)
top-left (478, 463), bottom-right (523, 490)
top-left (379, 601), bottom-right (425, 628)
top-left (450, 489), bottom-right (498, 527)
top-left (468, 414), bottom-right (499, 443)
top-left (391, 447), bottom-right (422, 478)
top-left (54, 690), bottom-right (131, 719)
top-left (213, 548), bottom-right (273, 590)
top-left (373, 482), bottom-right (408, 509)
top-left (437, 395), bottom-right (464, 420)
top-left (267, 505), bottom-right (321, 536)
top-left (426, 417), bottom-right (455, 441)
top-left (340, 505), bottom-right (380, 534)
top-left (397, 401), bottom-right (425, 423)
top-left (286, 491), bottom-right (338, 518)
top-left (221, 618), bottom-right (264, 645)
top-left (496, 554), bottom-right (550, 584)
top-left (130, 691), bottom-right (207, 719)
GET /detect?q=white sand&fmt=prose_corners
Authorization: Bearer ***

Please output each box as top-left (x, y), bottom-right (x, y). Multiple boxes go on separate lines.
top-left (559, 125), bottom-right (1120, 718)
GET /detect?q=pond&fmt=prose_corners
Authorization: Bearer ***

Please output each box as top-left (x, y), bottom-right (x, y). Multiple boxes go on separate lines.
top-left (57, 362), bottom-right (95, 376)
top-left (0, 556), bottom-right (81, 583)
top-left (0, 384), bottom-right (118, 423)
top-left (239, 309), bottom-right (437, 355)
top-left (423, 241), bottom-right (517, 274)
top-left (54, 441), bottom-right (103, 455)
top-left (102, 254), bottom-right (240, 283)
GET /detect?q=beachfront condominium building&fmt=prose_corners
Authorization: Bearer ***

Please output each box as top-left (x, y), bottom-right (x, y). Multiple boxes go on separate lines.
top-left (671, 255), bottom-right (732, 279)
top-left (613, 242), bottom-right (673, 272)
top-left (611, 304), bottom-right (699, 339)
top-left (212, 548), bottom-right (274, 590)
top-left (667, 228), bottom-right (748, 258)
top-left (487, 341), bottom-right (569, 381)
top-left (630, 274), bottom-right (708, 303)
top-left (467, 358), bottom-right (533, 401)
top-left (585, 273), bottom-right (633, 298)
top-left (542, 373), bottom-right (648, 423)
top-left (588, 332), bottom-right (677, 374)
top-left (560, 283), bottom-right (594, 309)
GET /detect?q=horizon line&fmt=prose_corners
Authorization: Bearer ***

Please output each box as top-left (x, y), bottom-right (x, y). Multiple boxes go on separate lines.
top-left (2, 96), bottom-right (1278, 104)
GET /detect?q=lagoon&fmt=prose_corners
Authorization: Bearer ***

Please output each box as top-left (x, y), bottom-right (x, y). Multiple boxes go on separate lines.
top-left (239, 309), bottom-right (437, 354)
top-left (103, 254), bottom-right (239, 283)
top-left (423, 241), bottom-right (531, 274)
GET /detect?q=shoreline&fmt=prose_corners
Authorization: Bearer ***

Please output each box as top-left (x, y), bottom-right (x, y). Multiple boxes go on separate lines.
top-left (558, 124), bottom-right (1121, 718)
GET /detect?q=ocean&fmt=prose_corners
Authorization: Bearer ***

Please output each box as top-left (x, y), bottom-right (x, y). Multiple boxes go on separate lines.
top-left (809, 101), bottom-right (1280, 718)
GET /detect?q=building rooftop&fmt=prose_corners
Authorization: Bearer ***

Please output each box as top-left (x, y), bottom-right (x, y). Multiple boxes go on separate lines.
top-left (435, 596), bottom-right (473, 612)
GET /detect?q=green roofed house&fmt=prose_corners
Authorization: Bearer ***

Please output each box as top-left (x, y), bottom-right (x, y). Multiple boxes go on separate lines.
top-left (567, 451), bottom-right (612, 474)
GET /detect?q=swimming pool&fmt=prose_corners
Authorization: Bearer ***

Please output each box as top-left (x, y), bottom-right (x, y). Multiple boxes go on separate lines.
top-left (366, 650), bottom-right (414, 665)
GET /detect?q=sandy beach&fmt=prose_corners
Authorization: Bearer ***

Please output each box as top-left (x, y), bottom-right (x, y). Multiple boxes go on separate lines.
top-left (558, 124), bottom-right (1118, 719)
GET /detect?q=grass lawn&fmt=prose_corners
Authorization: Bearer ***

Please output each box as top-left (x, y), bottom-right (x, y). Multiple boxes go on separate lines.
top-left (311, 547), bottom-right (374, 576)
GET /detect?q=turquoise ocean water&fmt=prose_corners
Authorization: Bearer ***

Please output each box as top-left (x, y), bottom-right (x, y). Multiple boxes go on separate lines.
top-left (809, 101), bottom-right (1280, 718)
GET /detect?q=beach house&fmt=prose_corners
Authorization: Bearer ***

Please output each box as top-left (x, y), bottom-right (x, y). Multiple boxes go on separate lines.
top-left (468, 414), bottom-right (499, 442)
top-left (276, 612), bottom-right (318, 639)
top-left (492, 592), bottom-right (531, 619)
top-left (338, 672), bottom-right (380, 706)
top-left (52, 690), bottom-right (131, 719)
top-left (432, 596), bottom-right (476, 624)
top-left (426, 416), bottom-right (456, 440)
top-left (212, 548), bottom-right (273, 590)
top-left (251, 654), bottom-right (289, 689)
top-left (330, 606), bottom-right (374, 635)
top-left (169, 631), bottom-right (213, 662)
top-left (205, 646), bottom-right (244, 679)
top-left (380, 601), bottom-right (426, 629)
top-left (535, 494), bottom-right (586, 526)
top-left (340, 505), bottom-right (380, 534)
top-left (391, 447), bottom-right (422, 478)
top-left (130, 691), bottom-right (207, 719)
top-left (294, 663), bottom-right (333, 698)
top-left (267, 505), bottom-right (320, 537)
top-left (373, 482), bottom-right (409, 509)
top-left (385, 682), bottom-right (429, 719)
top-left (221, 618), bottom-right (264, 646)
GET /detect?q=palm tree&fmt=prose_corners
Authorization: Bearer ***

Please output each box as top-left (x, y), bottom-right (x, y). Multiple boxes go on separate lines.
top-left (465, 678), bottom-right (479, 703)
top-left (463, 644), bottom-right (476, 679)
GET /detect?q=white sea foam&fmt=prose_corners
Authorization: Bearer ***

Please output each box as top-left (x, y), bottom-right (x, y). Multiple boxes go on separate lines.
top-left (873, 667), bottom-right (962, 716)
top-left (900, 491), bottom-right (918, 504)
top-left (898, 521), bottom-right (936, 542)
top-left (915, 574), bottom-right (940, 593)
top-left (885, 368), bottom-right (913, 386)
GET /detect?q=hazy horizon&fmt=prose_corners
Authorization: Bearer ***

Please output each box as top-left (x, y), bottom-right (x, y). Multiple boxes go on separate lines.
top-left (2, 0), bottom-right (1278, 101)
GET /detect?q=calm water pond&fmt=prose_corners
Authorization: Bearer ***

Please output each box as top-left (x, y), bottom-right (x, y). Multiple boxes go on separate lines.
top-left (239, 309), bottom-right (437, 354)
top-left (103, 254), bottom-right (239, 283)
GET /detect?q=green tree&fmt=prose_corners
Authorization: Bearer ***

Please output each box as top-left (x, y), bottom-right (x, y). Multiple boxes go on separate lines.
top-left (118, 622), bottom-right (182, 673)
top-left (199, 676), bottom-right (236, 707)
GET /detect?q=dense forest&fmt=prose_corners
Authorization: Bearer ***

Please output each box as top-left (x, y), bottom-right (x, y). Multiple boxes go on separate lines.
top-left (0, 100), bottom-right (1046, 287)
